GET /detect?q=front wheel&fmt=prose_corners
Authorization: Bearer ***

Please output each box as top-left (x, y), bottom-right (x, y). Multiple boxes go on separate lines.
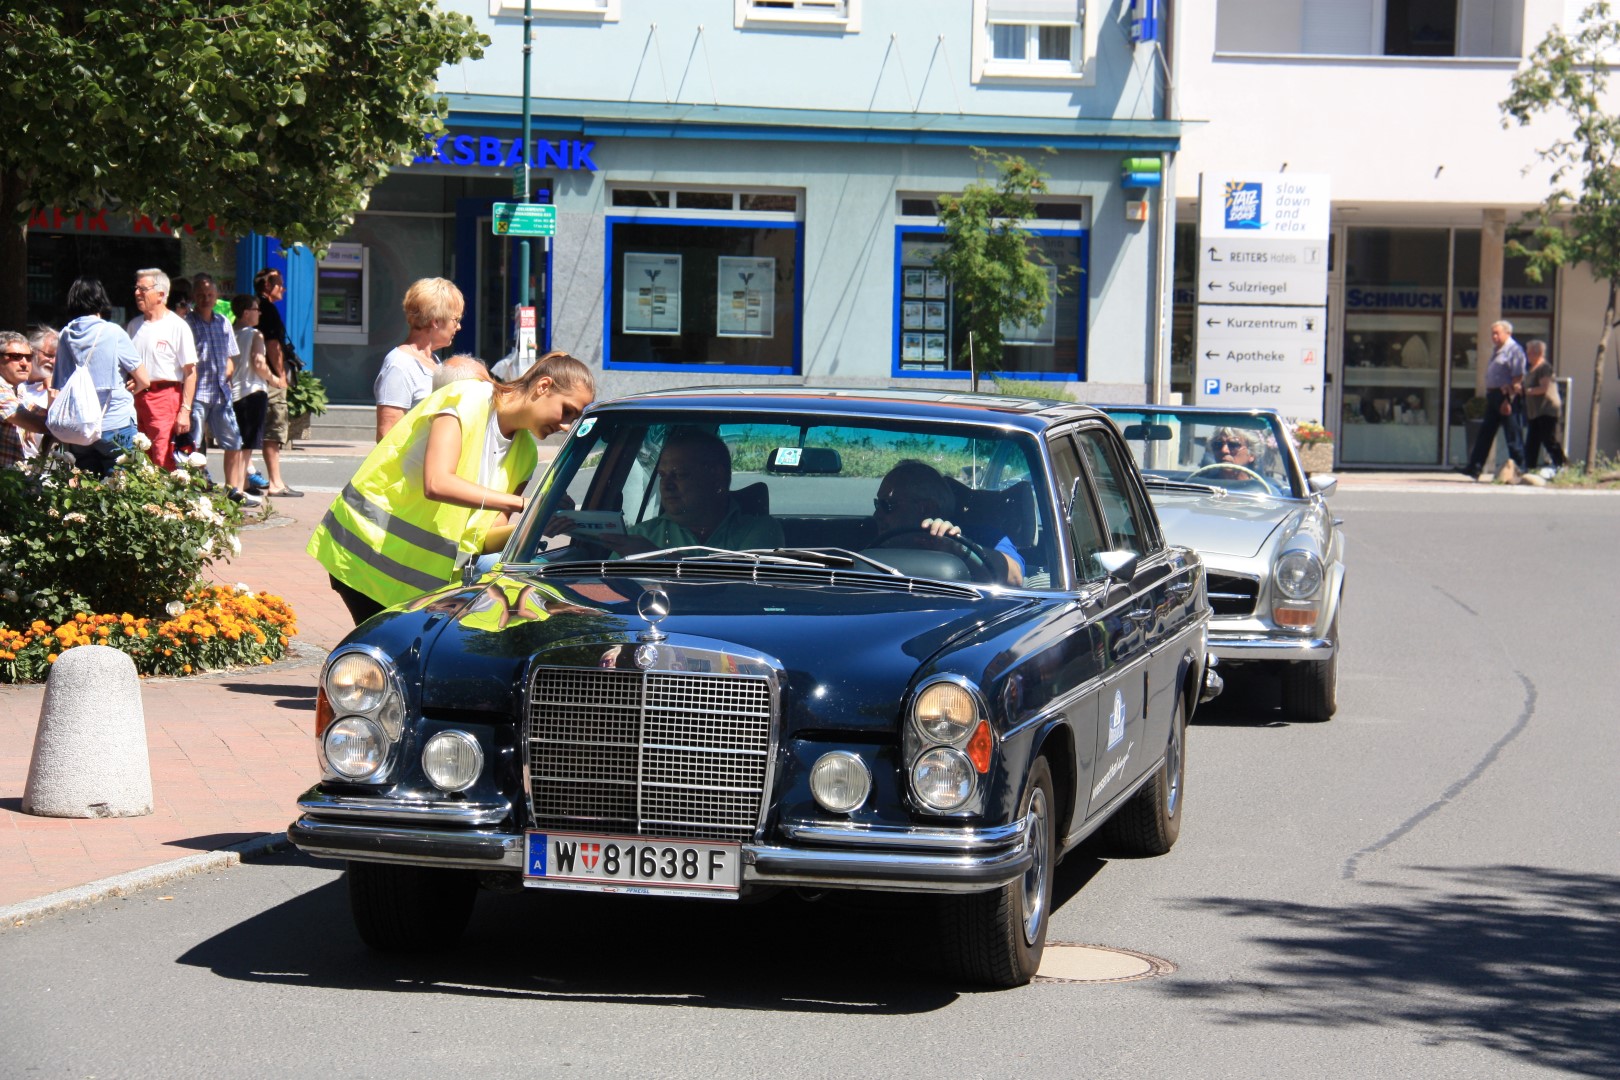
top-left (935, 757), bottom-right (1056, 987)
top-left (1281, 610), bottom-right (1339, 722)
top-left (1099, 697), bottom-right (1186, 857)
top-left (347, 861), bottom-right (478, 952)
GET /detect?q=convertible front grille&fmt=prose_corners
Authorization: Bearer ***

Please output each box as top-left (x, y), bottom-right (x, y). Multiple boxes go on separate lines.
top-left (526, 667), bottom-right (773, 842)
top-left (1206, 572), bottom-right (1260, 618)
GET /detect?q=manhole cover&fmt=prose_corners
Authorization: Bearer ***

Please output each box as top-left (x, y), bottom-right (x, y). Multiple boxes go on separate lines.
top-left (1034, 942), bottom-right (1175, 984)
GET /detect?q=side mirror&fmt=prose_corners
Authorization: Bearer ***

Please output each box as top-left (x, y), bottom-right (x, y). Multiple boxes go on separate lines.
top-left (1093, 550), bottom-right (1140, 585)
top-left (1308, 474), bottom-right (1338, 497)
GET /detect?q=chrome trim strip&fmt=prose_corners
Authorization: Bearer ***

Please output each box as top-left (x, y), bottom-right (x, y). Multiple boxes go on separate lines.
top-left (779, 816), bottom-right (1028, 851)
top-left (297, 790), bottom-right (511, 826)
top-left (1211, 634), bottom-right (1335, 659)
top-left (288, 818), bottom-right (525, 870)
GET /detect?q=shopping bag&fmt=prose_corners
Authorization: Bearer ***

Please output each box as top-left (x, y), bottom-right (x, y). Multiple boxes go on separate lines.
top-left (46, 362), bottom-right (105, 446)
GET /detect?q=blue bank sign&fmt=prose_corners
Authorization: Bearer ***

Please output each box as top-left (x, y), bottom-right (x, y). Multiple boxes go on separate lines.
top-left (414, 136), bottom-right (599, 171)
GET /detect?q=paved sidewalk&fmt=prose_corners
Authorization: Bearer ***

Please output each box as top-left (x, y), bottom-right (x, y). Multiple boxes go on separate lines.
top-left (0, 486), bottom-right (350, 912)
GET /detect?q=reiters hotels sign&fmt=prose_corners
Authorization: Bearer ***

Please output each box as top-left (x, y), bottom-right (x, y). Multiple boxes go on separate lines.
top-left (1195, 173), bottom-right (1330, 422)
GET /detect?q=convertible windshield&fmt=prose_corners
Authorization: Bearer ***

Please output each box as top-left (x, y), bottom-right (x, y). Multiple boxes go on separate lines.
top-left (1105, 410), bottom-right (1301, 497)
top-left (508, 410), bottom-right (1058, 589)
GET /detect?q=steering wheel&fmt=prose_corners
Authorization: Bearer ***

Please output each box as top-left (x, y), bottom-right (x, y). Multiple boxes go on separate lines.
top-left (1186, 463), bottom-right (1276, 492)
top-left (872, 526), bottom-right (1001, 584)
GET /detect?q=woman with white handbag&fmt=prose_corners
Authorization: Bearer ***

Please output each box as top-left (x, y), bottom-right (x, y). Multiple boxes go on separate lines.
top-left (50, 277), bottom-right (149, 475)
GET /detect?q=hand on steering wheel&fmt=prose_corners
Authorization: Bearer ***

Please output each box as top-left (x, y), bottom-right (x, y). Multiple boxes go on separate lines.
top-left (1187, 463), bottom-right (1274, 491)
top-left (872, 525), bottom-right (1000, 584)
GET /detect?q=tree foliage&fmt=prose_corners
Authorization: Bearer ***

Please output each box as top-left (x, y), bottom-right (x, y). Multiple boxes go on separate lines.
top-left (0, 1), bottom-right (486, 322)
top-left (933, 150), bottom-right (1054, 383)
top-left (1500, 0), bottom-right (1620, 464)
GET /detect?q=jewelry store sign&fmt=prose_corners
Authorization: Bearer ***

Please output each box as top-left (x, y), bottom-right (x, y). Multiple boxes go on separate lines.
top-left (1195, 173), bottom-right (1330, 422)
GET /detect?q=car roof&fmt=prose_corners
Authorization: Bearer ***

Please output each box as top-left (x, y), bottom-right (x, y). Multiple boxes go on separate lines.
top-left (590, 385), bottom-right (1108, 433)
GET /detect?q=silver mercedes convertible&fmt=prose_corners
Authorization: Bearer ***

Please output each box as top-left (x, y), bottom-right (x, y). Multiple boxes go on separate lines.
top-left (1098, 405), bottom-right (1343, 722)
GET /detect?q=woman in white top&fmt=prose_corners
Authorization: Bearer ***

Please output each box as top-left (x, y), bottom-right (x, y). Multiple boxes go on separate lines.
top-left (229, 294), bottom-right (285, 490)
top-left (374, 277), bottom-right (464, 441)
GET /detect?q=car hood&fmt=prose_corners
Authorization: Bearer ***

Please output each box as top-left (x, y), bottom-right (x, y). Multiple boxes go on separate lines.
top-left (409, 571), bottom-right (1039, 735)
top-left (1148, 491), bottom-right (1297, 559)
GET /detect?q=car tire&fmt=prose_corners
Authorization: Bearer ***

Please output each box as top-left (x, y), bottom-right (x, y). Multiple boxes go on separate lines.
top-left (347, 861), bottom-right (478, 952)
top-left (1099, 696), bottom-right (1186, 857)
top-left (936, 757), bottom-right (1056, 988)
top-left (1281, 610), bottom-right (1339, 722)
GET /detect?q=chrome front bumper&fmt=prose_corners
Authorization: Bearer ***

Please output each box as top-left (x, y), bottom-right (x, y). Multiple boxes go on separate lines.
top-left (288, 791), bottom-right (1032, 894)
top-left (1210, 631), bottom-right (1336, 661)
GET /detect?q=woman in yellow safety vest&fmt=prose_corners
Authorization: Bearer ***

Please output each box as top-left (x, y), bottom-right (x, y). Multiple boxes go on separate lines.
top-left (308, 350), bottom-right (596, 624)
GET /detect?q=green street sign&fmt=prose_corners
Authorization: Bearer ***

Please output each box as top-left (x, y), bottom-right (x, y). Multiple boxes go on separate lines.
top-left (492, 202), bottom-right (556, 237)
top-left (512, 164), bottom-right (529, 198)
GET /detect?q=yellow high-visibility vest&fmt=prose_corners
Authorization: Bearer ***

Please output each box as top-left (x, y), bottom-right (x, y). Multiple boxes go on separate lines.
top-left (307, 380), bottom-right (539, 608)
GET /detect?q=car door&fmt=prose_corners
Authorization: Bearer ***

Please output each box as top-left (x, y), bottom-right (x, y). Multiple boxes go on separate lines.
top-left (1072, 424), bottom-right (1175, 815)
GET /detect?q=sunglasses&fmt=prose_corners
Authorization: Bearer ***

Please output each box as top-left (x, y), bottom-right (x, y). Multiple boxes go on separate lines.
top-left (1, 350), bottom-right (32, 362)
top-left (1212, 439), bottom-right (1248, 451)
top-left (873, 496), bottom-right (905, 513)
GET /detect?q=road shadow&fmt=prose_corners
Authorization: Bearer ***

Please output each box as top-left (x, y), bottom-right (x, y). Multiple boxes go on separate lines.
top-left (1163, 864), bottom-right (1620, 1077)
top-left (178, 850), bottom-right (979, 1013)
top-left (220, 682), bottom-right (315, 711)
top-left (1192, 668), bottom-right (1293, 728)
top-left (163, 832), bottom-right (267, 852)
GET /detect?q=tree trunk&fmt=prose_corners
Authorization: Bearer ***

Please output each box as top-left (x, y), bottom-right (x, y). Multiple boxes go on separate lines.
top-left (1586, 283), bottom-right (1615, 468)
top-left (0, 170), bottom-right (29, 332)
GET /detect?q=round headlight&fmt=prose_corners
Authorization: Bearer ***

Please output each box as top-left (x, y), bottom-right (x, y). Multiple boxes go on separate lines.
top-left (327, 652), bottom-right (387, 714)
top-left (810, 751), bottom-right (871, 814)
top-left (913, 681), bottom-right (978, 744)
top-left (911, 747), bottom-right (976, 811)
top-left (422, 730), bottom-right (484, 793)
top-left (324, 716), bottom-right (386, 779)
top-left (1274, 551), bottom-right (1324, 600)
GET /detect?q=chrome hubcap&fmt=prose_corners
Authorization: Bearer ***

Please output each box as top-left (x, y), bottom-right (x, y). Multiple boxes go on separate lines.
top-left (1165, 712), bottom-right (1183, 818)
top-left (1021, 785), bottom-right (1050, 945)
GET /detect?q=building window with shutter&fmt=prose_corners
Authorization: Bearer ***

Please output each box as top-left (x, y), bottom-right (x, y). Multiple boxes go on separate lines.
top-left (974, 0), bottom-right (1088, 82)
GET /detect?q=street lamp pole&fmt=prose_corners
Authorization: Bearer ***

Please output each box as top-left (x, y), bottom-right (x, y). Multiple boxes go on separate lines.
top-left (519, 0), bottom-right (533, 307)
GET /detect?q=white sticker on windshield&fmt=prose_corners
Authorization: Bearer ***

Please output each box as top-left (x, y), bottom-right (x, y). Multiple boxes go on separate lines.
top-left (776, 447), bottom-right (802, 467)
top-left (575, 417), bottom-right (596, 438)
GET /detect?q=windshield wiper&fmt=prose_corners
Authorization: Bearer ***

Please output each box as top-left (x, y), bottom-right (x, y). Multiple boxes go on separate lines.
top-left (1142, 473), bottom-right (1229, 496)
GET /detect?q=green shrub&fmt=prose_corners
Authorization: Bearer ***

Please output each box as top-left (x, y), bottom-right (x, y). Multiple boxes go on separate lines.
top-left (989, 374), bottom-right (1071, 403)
top-left (0, 451), bottom-right (243, 628)
top-left (288, 369), bottom-right (329, 419)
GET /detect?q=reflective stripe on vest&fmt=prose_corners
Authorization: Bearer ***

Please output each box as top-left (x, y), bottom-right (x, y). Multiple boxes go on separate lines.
top-left (337, 482), bottom-right (460, 562)
top-left (316, 506), bottom-right (450, 594)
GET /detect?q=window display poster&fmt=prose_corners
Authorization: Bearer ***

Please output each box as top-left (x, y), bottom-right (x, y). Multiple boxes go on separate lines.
top-left (903, 269), bottom-right (927, 298)
top-left (1002, 266), bottom-right (1059, 346)
top-left (623, 252), bottom-right (682, 335)
top-left (925, 269), bottom-right (948, 299)
top-left (924, 333), bottom-right (947, 362)
top-left (716, 256), bottom-right (776, 338)
top-left (902, 301), bottom-right (924, 330)
top-left (901, 332), bottom-right (924, 362)
top-left (924, 301), bottom-right (947, 331)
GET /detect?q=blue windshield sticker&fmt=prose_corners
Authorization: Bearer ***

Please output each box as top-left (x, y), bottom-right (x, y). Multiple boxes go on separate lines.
top-left (575, 417), bottom-right (596, 438)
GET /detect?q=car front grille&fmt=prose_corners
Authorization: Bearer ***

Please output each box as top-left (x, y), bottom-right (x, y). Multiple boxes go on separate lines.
top-left (1206, 572), bottom-right (1260, 618)
top-left (526, 667), bottom-right (773, 842)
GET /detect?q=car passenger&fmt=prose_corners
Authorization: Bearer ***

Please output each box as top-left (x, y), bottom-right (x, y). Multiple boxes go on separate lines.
top-left (872, 460), bottom-right (1024, 586)
top-left (600, 427), bottom-right (783, 554)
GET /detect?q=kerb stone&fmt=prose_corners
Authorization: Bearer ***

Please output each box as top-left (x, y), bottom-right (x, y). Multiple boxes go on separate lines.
top-left (22, 645), bottom-right (153, 818)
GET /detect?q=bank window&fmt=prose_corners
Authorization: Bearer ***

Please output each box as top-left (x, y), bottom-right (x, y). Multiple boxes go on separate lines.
top-left (975, 0), bottom-right (1089, 81)
top-left (893, 209), bottom-right (1088, 380)
top-left (605, 190), bottom-right (802, 373)
top-left (735, 0), bottom-right (862, 31)
top-left (489, 0), bottom-right (618, 20)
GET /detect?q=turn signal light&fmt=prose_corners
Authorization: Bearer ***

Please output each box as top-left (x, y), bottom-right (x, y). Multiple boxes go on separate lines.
top-left (966, 720), bottom-right (993, 773)
top-left (315, 687), bottom-right (335, 737)
top-left (1272, 607), bottom-right (1317, 627)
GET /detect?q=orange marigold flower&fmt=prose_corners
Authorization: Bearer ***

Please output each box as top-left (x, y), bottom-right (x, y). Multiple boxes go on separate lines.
top-left (46, 653), bottom-right (58, 662)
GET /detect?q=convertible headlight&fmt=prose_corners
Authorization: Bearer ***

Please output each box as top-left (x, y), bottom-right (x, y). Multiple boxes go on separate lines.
top-left (810, 751), bottom-right (871, 814)
top-left (327, 652), bottom-right (387, 714)
top-left (1274, 551), bottom-right (1323, 600)
top-left (912, 747), bottom-right (975, 811)
top-left (422, 730), bottom-right (483, 793)
top-left (912, 681), bottom-right (978, 744)
top-left (324, 717), bottom-right (386, 779)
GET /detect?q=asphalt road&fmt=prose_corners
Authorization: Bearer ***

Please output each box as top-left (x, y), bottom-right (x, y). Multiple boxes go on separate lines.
top-left (3, 488), bottom-right (1617, 1079)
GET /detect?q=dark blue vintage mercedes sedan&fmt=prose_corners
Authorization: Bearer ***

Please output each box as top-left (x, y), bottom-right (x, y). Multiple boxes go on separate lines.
top-left (289, 388), bottom-right (1218, 987)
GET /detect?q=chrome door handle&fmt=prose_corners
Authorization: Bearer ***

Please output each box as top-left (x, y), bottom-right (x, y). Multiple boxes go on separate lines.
top-left (1167, 579), bottom-right (1193, 596)
top-left (1127, 606), bottom-right (1153, 622)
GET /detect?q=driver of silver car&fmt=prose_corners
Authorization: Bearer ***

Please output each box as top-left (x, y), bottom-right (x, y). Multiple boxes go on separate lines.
top-left (873, 460), bottom-right (1023, 586)
top-left (1202, 426), bottom-right (1272, 486)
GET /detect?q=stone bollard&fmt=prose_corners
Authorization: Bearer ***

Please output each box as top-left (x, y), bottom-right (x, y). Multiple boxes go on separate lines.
top-left (22, 645), bottom-right (153, 818)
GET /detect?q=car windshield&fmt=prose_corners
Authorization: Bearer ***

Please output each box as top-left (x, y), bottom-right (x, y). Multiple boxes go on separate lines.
top-left (507, 409), bottom-right (1060, 589)
top-left (1104, 410), bottom-right (1300, 497)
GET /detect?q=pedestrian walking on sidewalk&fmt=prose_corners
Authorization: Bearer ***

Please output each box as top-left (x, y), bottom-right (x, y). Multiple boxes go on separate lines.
top-left (254, 268), bottom-right (300, 498)
top-left (308, 351), bottom-right (596, 624)
top-left (127, 268), bottom-right (199, 470)
top-left (1522, 339), bottom-right (1567, 472)
top-left (373, 277), bottom-right (464, 442)
top-left (51, 278), bottom-right (150, 476)
top-left (230, 294), bottom-right (281, 495)
top-left (183, 273), bottom-right (258, 504)
top-left (1462, 319), bottom-right (1527, 480)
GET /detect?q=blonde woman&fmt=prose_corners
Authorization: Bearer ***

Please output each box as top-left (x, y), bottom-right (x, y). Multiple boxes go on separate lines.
top-left (311, 351), bottom-right (597, 624)
top-left (373, 277), bottom-right (464, 441)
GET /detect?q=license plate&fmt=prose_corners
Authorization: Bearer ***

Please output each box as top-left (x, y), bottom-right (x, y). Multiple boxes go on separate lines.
top-left (524, 831), bottom-right (741, 898)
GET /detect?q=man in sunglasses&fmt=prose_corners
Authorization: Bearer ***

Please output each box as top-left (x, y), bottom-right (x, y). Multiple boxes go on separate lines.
top-left (0, 331), bottom-right (49, 469)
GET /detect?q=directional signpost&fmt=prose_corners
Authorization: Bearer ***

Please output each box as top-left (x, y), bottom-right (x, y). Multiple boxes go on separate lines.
top-left (492, 202), bottom-right (556, 238)
top-left (1195, 173), bottom-right (1330, 422)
